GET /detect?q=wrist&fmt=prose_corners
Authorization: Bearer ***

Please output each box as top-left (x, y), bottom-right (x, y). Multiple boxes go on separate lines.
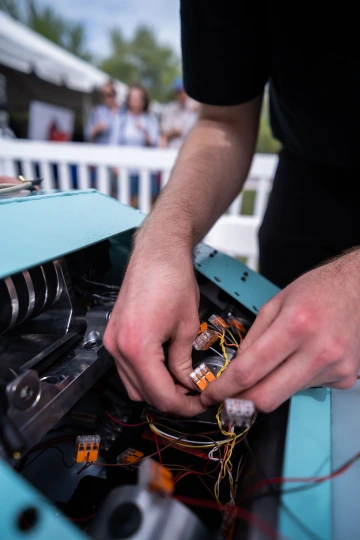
top-left (134, 220), bottom-right (194, 259)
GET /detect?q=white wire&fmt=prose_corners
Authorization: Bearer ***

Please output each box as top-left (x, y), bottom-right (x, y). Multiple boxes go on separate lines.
top-left (0, 181), bottom-right (32, 194)
top-left (150, 424), bottom-right (233, 446)
top-left (235, 455), bottom-right (244, 486)
top-left (209, 346), bottom-right (223, 357)
top-left (227, 470), bottom-right (235, 505)
top-left (208, 446), bottom-right (221, 461)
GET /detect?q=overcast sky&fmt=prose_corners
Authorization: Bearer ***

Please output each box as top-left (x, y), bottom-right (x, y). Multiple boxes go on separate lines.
top-left (35, 0), bottom-right (181, 59)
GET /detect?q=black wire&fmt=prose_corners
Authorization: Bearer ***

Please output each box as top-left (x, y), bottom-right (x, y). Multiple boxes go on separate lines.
top-left (80, 276), bottom-right (119, 291)
top-left (22, 446), bottom-right (74, 470)
top-left (242, 438), bottom-right (322, 540)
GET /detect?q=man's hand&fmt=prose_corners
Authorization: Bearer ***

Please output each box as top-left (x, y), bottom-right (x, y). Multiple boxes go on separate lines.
top-left (104, 97), bottom-right (262, 415)
top-left (201, 250), bottom-right (360, 412)
top-left (104, 241), bottom-right (207, 416)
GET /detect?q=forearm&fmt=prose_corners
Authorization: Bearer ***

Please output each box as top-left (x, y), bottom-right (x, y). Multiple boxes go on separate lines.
top-left (136, 96), bottom-right (262, 253)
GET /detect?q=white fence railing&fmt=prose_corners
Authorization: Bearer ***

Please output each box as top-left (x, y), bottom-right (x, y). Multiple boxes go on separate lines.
top-left (0, 139), bottom-right (278, 268)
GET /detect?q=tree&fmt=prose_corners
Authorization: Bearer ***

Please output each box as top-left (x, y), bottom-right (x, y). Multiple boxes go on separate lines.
top-left (0, 0), bottom-right (92, 61)
top-left (100, 26), bottom-right (181, 103)
top-left (0, 0), bottom-right (22, 19)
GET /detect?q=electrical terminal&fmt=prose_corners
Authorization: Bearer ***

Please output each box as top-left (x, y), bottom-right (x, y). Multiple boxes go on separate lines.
top-left (198, 321), bottom-right (208, 334)
top-left (198, 362), bottom-right (216, 383)
top-left (75, 435), bottom-right (101, 463)
top-left (189, 371), bottom-right (207, 391)
top-left (189, 363), bottom-right (216, 391)
top-left (117, 448), bottom-right (144, 470)
top-left (193, 329), bottom-right (219, 350)
top-left (221, 398), bottom-right (255, 427)
top-left (209, 314), bottom-right (230, 331)
top-left (227, 316), bottom-right (247, 336)
top-left (138, 458), bottom-right (174, 495)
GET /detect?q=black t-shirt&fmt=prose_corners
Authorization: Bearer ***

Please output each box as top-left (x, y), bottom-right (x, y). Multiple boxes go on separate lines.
top-left (181, 1), bottom-right (360, 169)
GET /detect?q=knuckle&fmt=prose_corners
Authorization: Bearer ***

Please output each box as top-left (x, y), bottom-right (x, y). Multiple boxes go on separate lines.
top-left (333, 373), bottom-right (357, 390)
top-left (327, 338), bottom-right (347, 361)
top-left (313, 339), bottom-right (347, 369)
top-left (287, 306), bottom-right (316, 336)
top-left (257, 301), bottom-right (276, 321)
top-left (116, 332), bottom-right (142, 362)
top-left (333, 360), bottom-right (356, 383)
top-left (234, 362), bottom-right (253, 388)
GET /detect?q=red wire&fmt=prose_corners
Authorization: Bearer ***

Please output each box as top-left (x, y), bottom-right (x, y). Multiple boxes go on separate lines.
top-left (243, 451), bottom-right (360, 500)
top-left (175, 496), bottom-right (288, 540)
top-left (172, 471), bottom-right (183, 483)
top-left (105, 410), bottom-right (147, 427)
top-left (153, 431), bottom-right (163, 465)
top-left (174, 470), bottom-right (212, 485)
top-left (66, 514), bottom-right (97, 522)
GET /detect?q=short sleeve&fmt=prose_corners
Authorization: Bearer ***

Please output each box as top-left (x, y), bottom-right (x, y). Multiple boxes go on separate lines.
top-left (180, 0), bottom-right (270, 106)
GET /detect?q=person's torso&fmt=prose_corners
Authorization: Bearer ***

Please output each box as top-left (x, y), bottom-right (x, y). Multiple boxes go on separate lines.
top-left (269, 4), bottom-right (359, 169)
top-left (94, 105), bottom-right (117, 144)
top-left (163, 102), bottom-right (197, 148)
top-left (120, 112), bottom-right (150, 147)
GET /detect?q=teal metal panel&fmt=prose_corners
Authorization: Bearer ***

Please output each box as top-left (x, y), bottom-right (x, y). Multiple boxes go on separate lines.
top-left (279, 388), bottom-right (332, 540)
top-left (0, 190), bottom-right (145, 279)
top-left (331, 382), bottom-right (360, 540)
top-left (0, 459), bottom-right (87, 540)
top-left (194, 243), bottom-right (280, 315)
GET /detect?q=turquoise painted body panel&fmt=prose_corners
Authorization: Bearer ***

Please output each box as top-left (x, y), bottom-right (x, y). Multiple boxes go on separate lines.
top-left (279, 389), bottom-right (332, 540)
top-left (194, 243), bottom-right (280, 316)
top-left (0, 459), bottom-right (87, 540)
top-left (0, 189), bottom-right (144, 279)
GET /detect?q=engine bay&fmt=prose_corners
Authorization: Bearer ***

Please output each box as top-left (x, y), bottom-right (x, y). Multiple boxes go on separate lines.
top-left (0, 225), bottom-right (288, 540)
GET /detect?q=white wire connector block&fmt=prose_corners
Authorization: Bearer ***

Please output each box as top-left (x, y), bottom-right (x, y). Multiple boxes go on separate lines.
top-left (221, 398), bottom-right (256, 427)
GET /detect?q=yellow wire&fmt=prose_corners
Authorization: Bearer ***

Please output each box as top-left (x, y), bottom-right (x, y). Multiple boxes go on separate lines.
top-left (226, 329), bottom-right (239, 347)
top-left (217, 332), bottom-right (230, 378)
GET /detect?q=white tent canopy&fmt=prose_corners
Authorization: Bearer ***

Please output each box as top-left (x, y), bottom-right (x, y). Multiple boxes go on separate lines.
top-left (0, 11), bottom-right (127, 99)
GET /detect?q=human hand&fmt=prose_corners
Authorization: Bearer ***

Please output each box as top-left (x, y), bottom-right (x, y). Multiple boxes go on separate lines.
top-left (135, 122), bottom-right (147, 133)
top-left (92, 122), bottom-right (108, 137)
top-left (104, 237), bottom-right (207, 416)
top-left (158, 135), bottom-right (168, 148)
top-left (0, 176), bottom-right (22, 184)
top-left (201, 250), bottom-right (360, 412)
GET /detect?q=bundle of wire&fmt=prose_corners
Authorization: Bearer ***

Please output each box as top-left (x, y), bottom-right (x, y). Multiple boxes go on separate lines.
top-left (148, 319), bottom-right (257, 510)
top-left (73, 276), bottom-right (120, 307)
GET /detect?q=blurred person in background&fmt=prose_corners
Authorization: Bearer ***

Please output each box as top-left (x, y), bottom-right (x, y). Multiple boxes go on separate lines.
top-left (0, 111), bottom-right (16, 139)
top-left (110, 84), bottom-right (159, 148)
top-left (110, 84), bottom-right (160, 204)
top-left (159, 78), bottom-right (198, 149)
top-left (85, 81), bottom-right (119, 144)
